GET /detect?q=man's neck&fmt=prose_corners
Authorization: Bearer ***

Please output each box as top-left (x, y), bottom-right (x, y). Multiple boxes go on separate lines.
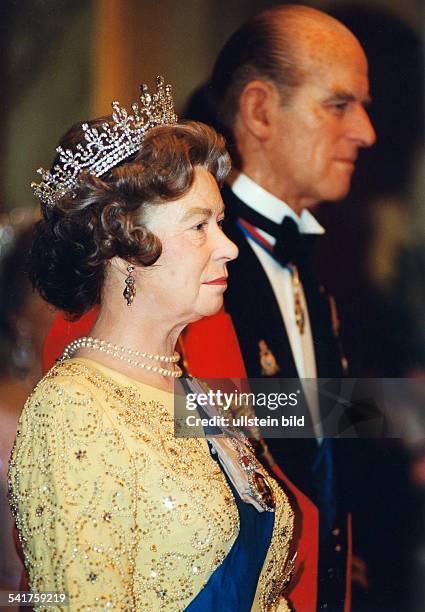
top-left (239, 165), bottom-right (317, 215)
top-left (230, 172), bottom-right (325, 235)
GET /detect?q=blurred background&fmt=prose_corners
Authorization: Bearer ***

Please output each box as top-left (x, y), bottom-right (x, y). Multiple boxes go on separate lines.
top-left (0, 0), bottom-right (423, 610)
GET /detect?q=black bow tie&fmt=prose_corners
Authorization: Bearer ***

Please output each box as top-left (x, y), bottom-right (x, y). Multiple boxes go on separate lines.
top-left (228, 196), bottom-right (312, 267)
top-left (273, 217), bottom-right (308, 267)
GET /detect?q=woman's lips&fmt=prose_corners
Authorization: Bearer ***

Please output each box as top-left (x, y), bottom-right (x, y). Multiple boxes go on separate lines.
top-left (203, 277), bottom-right (228, 285)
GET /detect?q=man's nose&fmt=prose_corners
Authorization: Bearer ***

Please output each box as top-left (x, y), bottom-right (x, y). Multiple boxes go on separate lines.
top-left (350, 106), bottom-right (376, 148)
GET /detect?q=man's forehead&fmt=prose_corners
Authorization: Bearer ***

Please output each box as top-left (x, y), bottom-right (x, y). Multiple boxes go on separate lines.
top-left (272, 11), bottom-right (365, 72)
top-left (274, 9), bottom-right (361, 57)
top-left (293, 30), bottom-right (370, 96)
top-left (303, 72), bottom-right (371, 107)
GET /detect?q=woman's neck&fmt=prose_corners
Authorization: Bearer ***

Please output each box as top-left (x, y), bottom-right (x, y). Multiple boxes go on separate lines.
top-left (74, 305), bottom-right (185, 392)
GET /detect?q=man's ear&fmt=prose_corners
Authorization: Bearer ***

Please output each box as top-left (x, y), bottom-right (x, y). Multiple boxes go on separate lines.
top-left (238, 80), bottom-right (278, 141)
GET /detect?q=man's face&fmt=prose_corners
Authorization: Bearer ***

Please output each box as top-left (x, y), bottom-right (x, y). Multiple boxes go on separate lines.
top-left (266, 32), bottom-right (376, 210)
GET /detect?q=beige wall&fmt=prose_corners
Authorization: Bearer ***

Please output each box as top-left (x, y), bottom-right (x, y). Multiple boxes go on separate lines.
top-left (4, 1), bottom-right (93, 211)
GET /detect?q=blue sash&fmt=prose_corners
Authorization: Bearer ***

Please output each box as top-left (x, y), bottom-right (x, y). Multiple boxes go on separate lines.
top-left (185, 447), bottom-right (275, 611)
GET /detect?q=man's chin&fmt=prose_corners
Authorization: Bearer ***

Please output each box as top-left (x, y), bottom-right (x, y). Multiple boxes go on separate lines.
top-left (324, 182), bottom-right (352, 202)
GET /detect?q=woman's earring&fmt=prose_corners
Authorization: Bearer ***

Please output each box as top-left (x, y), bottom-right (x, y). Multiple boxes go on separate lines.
top-left (123, 264), bottom-right (136, 306)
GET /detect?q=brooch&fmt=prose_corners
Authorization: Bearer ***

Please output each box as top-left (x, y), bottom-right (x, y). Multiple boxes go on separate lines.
top-left (259, 339), bottom-right (280, 376)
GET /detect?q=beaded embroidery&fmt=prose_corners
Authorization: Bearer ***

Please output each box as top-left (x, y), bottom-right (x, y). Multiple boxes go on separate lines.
top-left (9, 359), bottom-right (294, 610)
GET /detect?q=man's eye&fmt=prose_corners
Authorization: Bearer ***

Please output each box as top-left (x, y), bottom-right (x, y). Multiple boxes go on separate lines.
top-left (217, 218), bottom-right (225, 228)
top-left (332, 102), bottom-right (348, 114)
top-left (194, 222), bottom-right (207, 231)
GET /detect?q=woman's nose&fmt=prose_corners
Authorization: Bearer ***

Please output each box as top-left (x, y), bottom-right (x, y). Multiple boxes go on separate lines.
top-left (217, 227), bottom-right (239, 261)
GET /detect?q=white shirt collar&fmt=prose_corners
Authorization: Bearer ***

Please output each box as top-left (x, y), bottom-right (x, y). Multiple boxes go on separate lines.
top-left (231, 173), bottom-right (325, 235)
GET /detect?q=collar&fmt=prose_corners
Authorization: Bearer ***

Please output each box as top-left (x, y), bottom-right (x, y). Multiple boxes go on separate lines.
top-left (231, 173), bottom-right (325, 235)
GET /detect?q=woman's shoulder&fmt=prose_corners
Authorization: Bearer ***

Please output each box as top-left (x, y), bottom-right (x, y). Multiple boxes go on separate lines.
top-left (24, 358), bottom-right (104, 417)
top-left (10, 359), bottom-right (128, 490)
top-left (23, 357), bottom-right (174, 432)
top-left (33, 357), bottom-right (172, 403)
top-left (17, 359), bottom-right (134, 444)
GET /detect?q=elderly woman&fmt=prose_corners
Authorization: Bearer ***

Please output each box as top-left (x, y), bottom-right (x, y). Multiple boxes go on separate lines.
top-left (8, 78), bottom-right (295, 611)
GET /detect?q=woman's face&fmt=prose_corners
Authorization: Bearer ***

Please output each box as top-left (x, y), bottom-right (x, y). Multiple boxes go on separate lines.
top-left (140, 167), bottom-right (238, 324)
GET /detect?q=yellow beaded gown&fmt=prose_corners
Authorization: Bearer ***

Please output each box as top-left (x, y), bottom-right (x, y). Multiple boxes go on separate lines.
top-left (8, 358), bottom-right (294, 611)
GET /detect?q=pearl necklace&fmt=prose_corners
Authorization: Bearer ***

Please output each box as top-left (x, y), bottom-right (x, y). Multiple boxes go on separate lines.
top-left (60, 336), bottom-right (182, 378)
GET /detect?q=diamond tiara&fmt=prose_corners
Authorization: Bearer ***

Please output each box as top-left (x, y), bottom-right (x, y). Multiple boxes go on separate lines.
top-left (31, 76), bottom-right (178, 208)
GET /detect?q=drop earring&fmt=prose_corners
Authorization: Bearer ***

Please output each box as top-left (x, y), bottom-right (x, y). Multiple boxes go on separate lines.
top-left (123, 264), bottom-right (136, 306)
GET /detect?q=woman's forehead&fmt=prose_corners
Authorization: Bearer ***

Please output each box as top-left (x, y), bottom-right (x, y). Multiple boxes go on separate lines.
top-left (145, 169), bottom-right (224, 230)
top-left (175, 168), bottom-right (224, 218)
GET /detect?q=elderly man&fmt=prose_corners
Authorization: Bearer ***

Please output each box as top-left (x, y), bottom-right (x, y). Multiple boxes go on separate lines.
top-left (182, 4), bottom-right (375, 610)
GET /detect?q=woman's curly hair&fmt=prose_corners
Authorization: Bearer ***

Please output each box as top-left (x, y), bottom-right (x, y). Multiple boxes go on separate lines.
top-left (30, 120), bottom-right (230, 319)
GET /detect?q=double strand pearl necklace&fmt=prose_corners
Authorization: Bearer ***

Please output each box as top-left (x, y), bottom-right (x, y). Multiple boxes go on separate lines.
top-left (60, 336), bottom-right (182, 378)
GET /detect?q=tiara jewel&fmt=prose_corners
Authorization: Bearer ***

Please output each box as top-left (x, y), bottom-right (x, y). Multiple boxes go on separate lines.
top-left (31, 76), bottom-right (178, 208)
